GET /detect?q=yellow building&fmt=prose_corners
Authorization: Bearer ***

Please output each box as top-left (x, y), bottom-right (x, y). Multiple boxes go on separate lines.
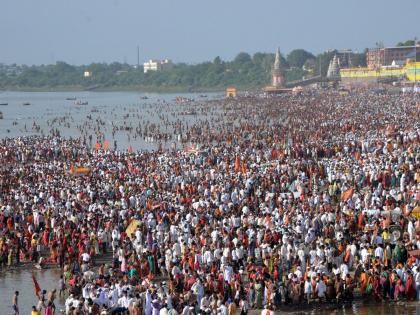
top-left (226, 87), bottom-right (237, 98)
top-left (340, 61), bottom-right (420, 82)
top-left (406, 62), bottom-right (420, 81)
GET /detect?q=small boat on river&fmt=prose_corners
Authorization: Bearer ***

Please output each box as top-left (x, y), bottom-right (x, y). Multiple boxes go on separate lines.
top-left (75, 100), bottom-right (88, 105)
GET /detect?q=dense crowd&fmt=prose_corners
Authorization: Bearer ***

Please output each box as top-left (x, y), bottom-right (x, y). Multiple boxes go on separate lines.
top-left (1, 89), bottom-right (420, 315)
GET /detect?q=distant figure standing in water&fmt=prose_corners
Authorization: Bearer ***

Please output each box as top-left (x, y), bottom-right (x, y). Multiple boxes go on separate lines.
top-left (12, 291), bottom-right (19, 315)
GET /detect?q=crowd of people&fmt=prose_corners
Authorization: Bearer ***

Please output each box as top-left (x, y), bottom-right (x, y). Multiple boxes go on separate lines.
top-left (1, 89), bottom-right (420, 315)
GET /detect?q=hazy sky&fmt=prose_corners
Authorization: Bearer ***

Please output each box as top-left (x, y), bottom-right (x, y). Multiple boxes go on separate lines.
top-left (1, 0), bottom-right (419, 65)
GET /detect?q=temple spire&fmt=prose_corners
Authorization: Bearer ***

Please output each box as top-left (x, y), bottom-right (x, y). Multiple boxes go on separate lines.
top-left (272, 47), bottom-right (284, 88)
top-left (274, 47), bottom-right (281, 70)
top-left (327, 55), bottom-right (341, 79)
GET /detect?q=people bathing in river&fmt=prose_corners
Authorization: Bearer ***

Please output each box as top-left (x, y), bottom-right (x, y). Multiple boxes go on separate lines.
top-left (0, 89), bottom-right (420, 314)
top-left (12, 291), bottom-right (19, 315)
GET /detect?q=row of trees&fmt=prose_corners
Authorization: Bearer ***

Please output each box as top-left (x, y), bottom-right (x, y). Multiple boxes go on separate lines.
top-left (0, 49), bottom-right (368, 91)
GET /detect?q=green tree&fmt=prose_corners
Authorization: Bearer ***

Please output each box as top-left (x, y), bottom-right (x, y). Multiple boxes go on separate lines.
top-left (396, 40), bottom-right (415, 47)
top-left (234, 52), bottom-right (252, 64)
top-left (287, 49), bottom-right (315, 69)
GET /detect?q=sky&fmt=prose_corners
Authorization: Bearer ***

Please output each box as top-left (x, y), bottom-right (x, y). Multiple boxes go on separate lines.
top-left (1, 0), bottom-right (419, 65)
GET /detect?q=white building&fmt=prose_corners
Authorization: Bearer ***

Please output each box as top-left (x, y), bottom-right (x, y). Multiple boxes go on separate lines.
top-left (143, 59), bottom-right (173, 73)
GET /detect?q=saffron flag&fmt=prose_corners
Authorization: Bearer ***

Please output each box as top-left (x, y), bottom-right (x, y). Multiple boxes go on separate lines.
top-left (95, 143), bottom-right (101, 151)
top-left (241, 162), bottom-right (247, 174)
top-left (104, 140), bottom-right (110, 151)
top-left (341, 188), bottom-right (354, 202)
top-left (69, 167), bottom-right (90, 176)
top-left (32, 272), bottom-right (41, 298)
top-left (234, 156), bottom-right (241, 173)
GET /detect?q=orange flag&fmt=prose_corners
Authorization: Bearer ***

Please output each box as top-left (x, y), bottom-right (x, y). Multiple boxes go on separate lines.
top-left (242, 162), bottom-right (247, 174)
top-left (32, 272), bottom-right (41, 298)
top-left (341, 188), bottom-right (354, 202)
top-left (104, 140), bottom-right (110, 151)
top-left (95, 143), bottom-right (101, 151)
top-left (128, 145), bottom-right (133, 153)
top-left (234, 156), bottom-right (241, 173)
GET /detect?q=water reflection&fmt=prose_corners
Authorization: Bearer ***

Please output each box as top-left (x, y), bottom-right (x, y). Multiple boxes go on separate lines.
top-left (0, 268), bottom-right (65, 315)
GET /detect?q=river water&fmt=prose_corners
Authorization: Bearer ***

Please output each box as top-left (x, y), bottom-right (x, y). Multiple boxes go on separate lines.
top-left (1, 91), bottom-right (420, 314)
top-left (0, 91), bottom-right (220, 151)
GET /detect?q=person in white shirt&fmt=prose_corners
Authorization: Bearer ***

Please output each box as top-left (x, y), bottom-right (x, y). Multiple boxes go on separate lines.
top-left (374, 244), bottom-right (384, 263)
top-left (316, 278), bottom-right (327, 301)
top-left (218, 301), bottom-right (228, 315)
top-left (191, 279), bottom-right (204, 306)
top-left (360, 245), bottom-right (369, 263)
top-left (304, 278), bottom-right (312, 303)
top-left (203, 247), bottom-right (214, 266)
top-left (340, 263), bottom-right (349, 281)
top-left (159, 305), bottom-right (168, 315)
top-left (81, 251), bottom-right (91, 264)
top-left (294, 266), bottom-right (303, 280)
top-left (223, 265), bottom-right (233, 283)
top-left (65, 294), bottom-right (75, 315)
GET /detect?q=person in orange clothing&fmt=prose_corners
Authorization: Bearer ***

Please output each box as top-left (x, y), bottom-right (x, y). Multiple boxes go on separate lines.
top-left (359, 270), bottom-right (368, 295)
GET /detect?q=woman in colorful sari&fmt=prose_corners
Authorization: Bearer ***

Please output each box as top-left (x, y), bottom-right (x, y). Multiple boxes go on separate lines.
top-left (394, 278), bottom-right (405, 301)
top-left (405, 271), bottom-right (416, 300)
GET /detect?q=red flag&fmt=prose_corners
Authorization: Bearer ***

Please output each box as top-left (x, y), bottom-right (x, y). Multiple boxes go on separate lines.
top-left (271, 148), bottom-right (278, 159)
top-left (32, 272), bottom-right (41, 298)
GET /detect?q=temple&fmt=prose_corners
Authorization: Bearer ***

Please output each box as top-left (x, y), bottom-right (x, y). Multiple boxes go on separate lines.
top-left (327, 55), bottom-right (341, 79)
top-left (264, 47), bottom-right (292, 94)
top-left (272, 48), bottom-right (285, 87)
